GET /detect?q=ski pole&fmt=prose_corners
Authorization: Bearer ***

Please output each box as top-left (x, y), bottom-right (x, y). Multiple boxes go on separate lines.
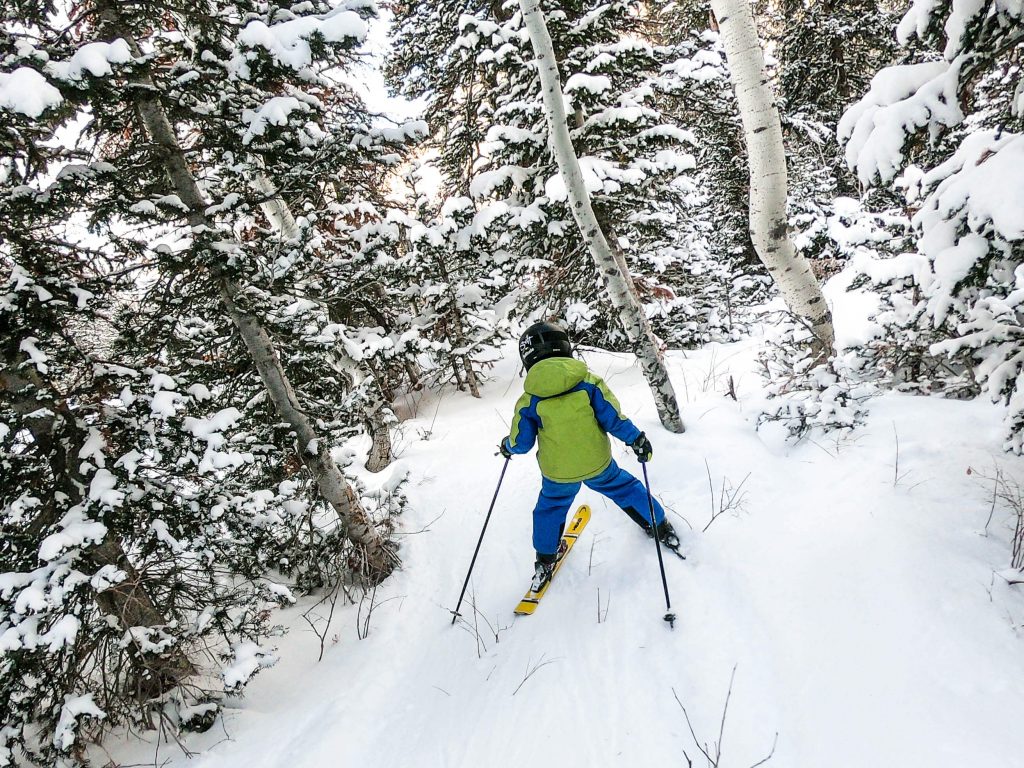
top-left (450, 456), bottom-right (510, 625)
top-left (642, 462), bottom-right (676, 629)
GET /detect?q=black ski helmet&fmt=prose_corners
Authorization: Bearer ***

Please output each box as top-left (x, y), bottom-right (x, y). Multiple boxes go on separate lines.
top-left (519, 321), bottom-right (572, 371)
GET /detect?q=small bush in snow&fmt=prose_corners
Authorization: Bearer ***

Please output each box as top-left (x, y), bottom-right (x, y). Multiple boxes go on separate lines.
top-left (757, 314), bottom-right (875, 439)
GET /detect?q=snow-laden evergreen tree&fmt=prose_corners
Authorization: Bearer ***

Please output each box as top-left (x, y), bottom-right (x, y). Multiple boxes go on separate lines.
top-left (397, 183), bottom-right (513, 396)
top-left (381, 2), bottom-right (515, 396)
top-left (775, 0), bottom-right (903, 272)
top-left (2, 13), bottom-right (208, 763)
top-left (840, 0), bottom-right (1024, 449)
top-left (650, 1), bottom-right (769, 313)
top-left (389, 0), bottom-right (735, 429)
top-left (1, 1), bottom-right (418, 762)
top-left (648, 2), bottom-right (778, 339)
top-left (97, 0), bottom-right (408, 574)
top-left (389, 7), bottom-right (717, 328)
top-left (344, 157), bottom-right (515, 407)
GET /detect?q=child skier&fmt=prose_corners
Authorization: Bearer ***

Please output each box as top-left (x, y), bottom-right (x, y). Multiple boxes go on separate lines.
top-left (499, 321), bottom-right (679, 591)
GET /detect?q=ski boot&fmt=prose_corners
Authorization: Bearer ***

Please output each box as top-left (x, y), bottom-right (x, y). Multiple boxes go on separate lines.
top-left (530, 551), bottom-right (558, 593)
top-left (650, 519), bottom-right (681, 552)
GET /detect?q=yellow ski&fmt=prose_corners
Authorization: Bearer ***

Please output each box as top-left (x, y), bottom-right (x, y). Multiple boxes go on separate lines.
top-left (514, 504), bottom-right (591, 615)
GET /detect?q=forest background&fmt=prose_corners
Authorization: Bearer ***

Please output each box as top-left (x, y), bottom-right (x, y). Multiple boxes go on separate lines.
top-left (2, 0), bottom-right (1023, 765)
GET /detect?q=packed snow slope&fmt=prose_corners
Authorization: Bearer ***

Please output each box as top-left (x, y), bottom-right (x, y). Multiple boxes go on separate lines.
top-left (110, 337), bottom-right (1024, 768)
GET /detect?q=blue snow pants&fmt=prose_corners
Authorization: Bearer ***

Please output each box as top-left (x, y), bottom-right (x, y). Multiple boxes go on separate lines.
top-left (533, 459), bottom-right (665, 555)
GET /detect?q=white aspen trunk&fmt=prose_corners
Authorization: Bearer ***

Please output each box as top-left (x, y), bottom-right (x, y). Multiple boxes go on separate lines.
top-left (365, 406), bottom-right (395, 473)
top-left (253, 173), bottom-right (301, 240)
top-left (462, 355), bottom-right (481, 398)
top-left (100, 7), bottom-right (395, 580)
top-left (709, 0), bottom-right (835, 350)
top-left (518, 0), bottom-right (685, 433)
top-left (328, 349), bottom-right (396, 473)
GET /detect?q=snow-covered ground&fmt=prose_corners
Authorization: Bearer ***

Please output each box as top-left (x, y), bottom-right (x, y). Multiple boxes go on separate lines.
top-left (104, 302), bottom-right (1024, 768)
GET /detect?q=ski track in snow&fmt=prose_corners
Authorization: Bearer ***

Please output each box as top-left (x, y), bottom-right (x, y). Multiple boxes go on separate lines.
top-left (107, 337), bottom-right (1024, 768)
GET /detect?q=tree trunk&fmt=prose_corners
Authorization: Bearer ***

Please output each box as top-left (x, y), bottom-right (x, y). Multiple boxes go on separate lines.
top-left (709, 0), bottom-right (835, 351)
top-left (462, 355), bottom-right (481, 398)
top-left (365, 406), bottom-right (395, 473)
top-left (405, 359), bottom-right (424, 390)
top-left (518, 0), bottom-right (685, 433)
top-left (253, 173), bottom-right (301, 240)
top-left (324, 351), bottom-right (397, 475)
top-left (99, 5), bottom-right (395, 580)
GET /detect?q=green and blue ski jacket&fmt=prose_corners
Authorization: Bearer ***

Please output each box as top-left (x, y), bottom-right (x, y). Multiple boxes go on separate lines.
top-left (502, 358), bottom-right (642, 483)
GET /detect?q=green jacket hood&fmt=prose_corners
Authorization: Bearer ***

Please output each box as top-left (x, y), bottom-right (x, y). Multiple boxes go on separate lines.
top-left (524, 357), bottom-right (588, 397)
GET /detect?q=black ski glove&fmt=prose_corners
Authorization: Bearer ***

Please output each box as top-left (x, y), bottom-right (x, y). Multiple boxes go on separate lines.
top-left (631, 432), bottom-right (653, 463)
top-left (497, 439), bottom-right (513, 459)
